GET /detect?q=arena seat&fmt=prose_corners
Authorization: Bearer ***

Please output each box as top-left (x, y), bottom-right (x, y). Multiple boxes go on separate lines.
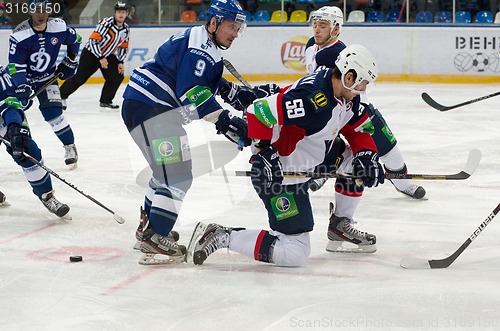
top-left (347, 10), bottom-right (365, 22)
top-left (270, 10), bottom-right (288, 22)
top-left (455, 11), bottom-right (471, 23)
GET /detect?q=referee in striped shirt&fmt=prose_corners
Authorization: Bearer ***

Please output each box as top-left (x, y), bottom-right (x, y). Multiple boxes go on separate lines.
top-left (60, 2), bottom-right (130, 110)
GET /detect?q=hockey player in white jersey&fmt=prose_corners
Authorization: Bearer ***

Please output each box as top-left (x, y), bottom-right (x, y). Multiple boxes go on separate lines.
top-left (304, 6), bottom-right (425, 199)
top-left (188, 45), bottom-right (385, 266)
top-left (122, 0), bottom-right (261, 265)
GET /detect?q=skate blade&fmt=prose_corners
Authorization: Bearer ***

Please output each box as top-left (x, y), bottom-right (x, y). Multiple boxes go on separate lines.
top-left (138, 253), bottom-right (185, 265)
top-left (0, 201), bottom-right (11, 207)
top-left (60, 213), bottom-right (73, 221)
top-left (132, 240), bottom-right (141, 250)
top-left (67, 163), bottom-right (78, 170)
top-left (185, 222), bottom-right (208, 263)
top-left (326, 240), bottom-right (377, 253)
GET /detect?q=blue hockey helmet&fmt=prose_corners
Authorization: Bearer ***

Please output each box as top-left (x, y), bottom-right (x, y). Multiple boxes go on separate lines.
top-left (206, 0), bottom-right (246, 26)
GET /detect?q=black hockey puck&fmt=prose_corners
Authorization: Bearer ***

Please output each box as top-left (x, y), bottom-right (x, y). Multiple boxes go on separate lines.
top-left (69, 255), bottom-right (83, 262)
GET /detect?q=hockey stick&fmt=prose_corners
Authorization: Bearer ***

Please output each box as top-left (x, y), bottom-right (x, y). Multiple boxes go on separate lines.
top-left (223, 59), bottom-right (252, 88)
top-left (235, 149), bottom-right (482, 181)
top-left (30, 73), bottom-right (63, 100)
top-left (0, 135), bottom-right (125, 224)
top-left (400, 202), bottom-right (500, 269)
top-left (421, 91), bottom-right (500, 111)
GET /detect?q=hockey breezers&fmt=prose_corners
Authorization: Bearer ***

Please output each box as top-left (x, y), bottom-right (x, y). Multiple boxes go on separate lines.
top-left (421, 91), bottom-right (500, 111)
top-left (236, 149), bottom-right (482, 181)
top-left (0, 135), bottom-right (125, 224)
top-left (400, 202), bottom-right (500, 269)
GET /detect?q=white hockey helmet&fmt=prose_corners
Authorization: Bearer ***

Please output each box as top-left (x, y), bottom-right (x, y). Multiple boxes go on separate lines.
top-left (310, 6), bottom-right (344, 33)
top-left (335, 44), bottom-right (378, 91)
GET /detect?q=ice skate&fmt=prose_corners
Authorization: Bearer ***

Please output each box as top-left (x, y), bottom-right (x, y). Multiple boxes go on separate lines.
top-left (0, 191), bottom-right (10, 207)
top-left (100, 102), bottom-right (119, 112)
top-left (39, 190), bottom-right (70, 218)
top-left (308, 178), bottom-right (328, 192)
top-left (64, 144), bottom-right (78, 170)
top-left (326, 202), bottom-right (376, 253)
top-left (133, 207), bottom-right (179, 250)
top-left (389, 179), bottom-right (426, 199)
top-left (191, 223), bottom-right (231, 265)
top-left (139, 226), bottom-right (186, 265)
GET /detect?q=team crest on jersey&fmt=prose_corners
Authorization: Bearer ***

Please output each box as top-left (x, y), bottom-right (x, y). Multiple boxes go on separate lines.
top-left (50, 37), bottom-right (58, 45)
top-left (309, 92), bottom-right (327, 110)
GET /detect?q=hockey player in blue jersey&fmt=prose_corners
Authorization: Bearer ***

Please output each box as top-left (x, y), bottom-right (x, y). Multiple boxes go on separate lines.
top-left (304, 6), bottom-right (426, 199)
top-left (122, 0), bottom-right (267, 265)
top-left (0, 65), bottom-right (70, 217)
top-left (8, 0), bottom-right (81, 170)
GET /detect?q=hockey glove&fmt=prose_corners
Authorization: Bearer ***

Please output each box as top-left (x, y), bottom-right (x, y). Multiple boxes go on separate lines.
top-left (219, 81), bottom-right (257, 111)
top-left (14, 84), bottom-right (33, 108)
top-left (250, 146), bottom-right (283, 192)
top-left (352, 149), bottom-right (385, 187)
top-left (6, 123), bottom-right (30, 161)
top-left (253, 83), bottom-right (280, 98)
top-left (56, 56), bottom-right (78, 80)
top-left (4, 96), bottom-right (32, 111)
top-left (215, 109), bottom-right (251, 149)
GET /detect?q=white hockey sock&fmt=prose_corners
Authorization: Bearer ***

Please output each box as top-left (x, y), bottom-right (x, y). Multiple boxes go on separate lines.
top-left (380, 145), bottom-right (405, 171)
top-left (381, 145), bottom-right (413, 191)
top-left (333, 192), bottom-right (360, 219)
top-left (229, 229), bottom-right (263, 260)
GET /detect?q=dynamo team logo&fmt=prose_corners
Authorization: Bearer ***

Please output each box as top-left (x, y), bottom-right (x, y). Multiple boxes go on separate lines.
top-left (158, 141), bottom-right (174, 157)
top-left (275, 197), bottom-right (291, 212)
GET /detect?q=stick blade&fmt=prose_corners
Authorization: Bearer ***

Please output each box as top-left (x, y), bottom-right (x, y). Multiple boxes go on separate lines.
top-left (421, 92), bottom-right (450, 111)
top-left (114, 213), bottom-right (126, 224)
top-left (463, 149), bottom-right (482, 176)
top-left (400, 256), bottom-right (432, 269)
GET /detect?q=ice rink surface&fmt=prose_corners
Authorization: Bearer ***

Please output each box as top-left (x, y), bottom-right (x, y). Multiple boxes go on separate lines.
top-left (1, 82), bottom-right (500, 331)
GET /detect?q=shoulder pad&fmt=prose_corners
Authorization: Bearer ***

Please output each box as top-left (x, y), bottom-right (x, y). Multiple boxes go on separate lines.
top-left (10, 20), bottom-right (33, 42)
top-left (46, 18), bottom-right (67, 32)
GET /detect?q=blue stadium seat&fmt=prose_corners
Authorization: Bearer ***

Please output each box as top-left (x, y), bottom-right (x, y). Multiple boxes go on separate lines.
top-left (386, 10), bottom-right (402, 22)
top-left (475, 11), bottom-right (493, 23)
top-left (243, 10), bottom-right (252, 21)
top-left (198, 10), bottom-right (207, 22)
top-left (415, 11), bottom-right (432, 22)
top-left (366, 10), bottom-right (384, 22)
top-left (455, 11), bottom-right (471, 23)
top-left (253, 10), bottom-right (270, 22)
top-left (434, 11), bottom-right (452, 23)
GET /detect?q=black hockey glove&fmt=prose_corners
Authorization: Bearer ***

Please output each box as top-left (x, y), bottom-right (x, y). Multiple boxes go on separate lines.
top-left (6, 123), bottom-right (30, 161)
top-left (219, 81), bottom-right (257, 111)
top-left (250, 146), bottom-right (283, 192)
top-left (14, 84), bottom-right (33, 107)
top-left (215, 109), bottom-right (251, 149)
top-left (253, 83), bottom-right (280, 98)
top-left (56, 56), bottom-right (78, 80)
top-left (352, 149), bottom-right (385, 187)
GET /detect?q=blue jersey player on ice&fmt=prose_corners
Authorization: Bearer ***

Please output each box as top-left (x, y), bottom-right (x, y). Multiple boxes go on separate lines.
top-left (0, 65), bottom-right (70, 217)
top-left (122, 0), bottom-right (277, 265)
top-left (8, 0), bottom-right (81, 169)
